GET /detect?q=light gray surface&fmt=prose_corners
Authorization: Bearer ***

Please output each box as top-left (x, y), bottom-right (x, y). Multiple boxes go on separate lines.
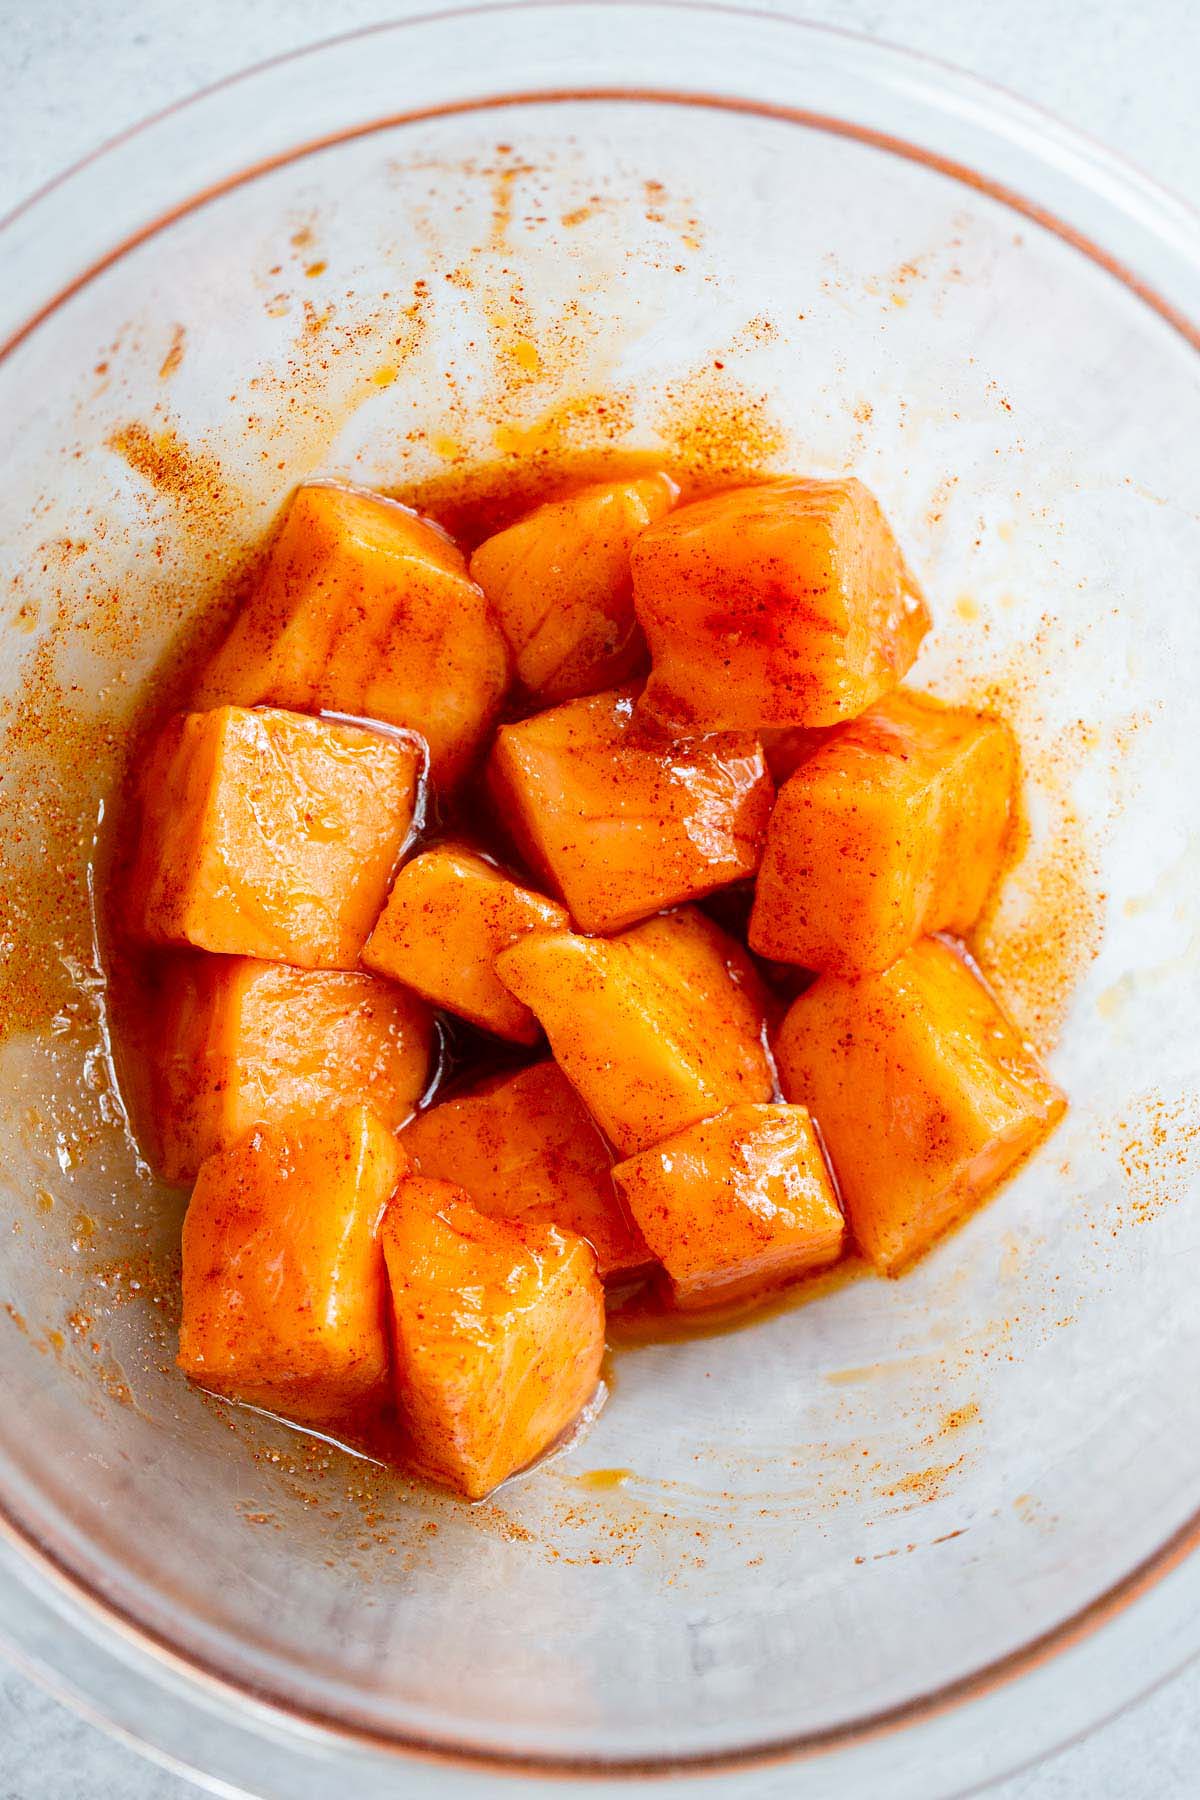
top-left (3, 1), bottom-right (1199, 1795)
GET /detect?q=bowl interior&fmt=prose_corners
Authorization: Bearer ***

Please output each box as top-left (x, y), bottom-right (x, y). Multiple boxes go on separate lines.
top-left (2, 73), bottom-right (1200, 1774)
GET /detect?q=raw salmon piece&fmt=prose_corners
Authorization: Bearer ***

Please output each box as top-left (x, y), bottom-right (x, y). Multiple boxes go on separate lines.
top-left (178, 1105), bottom-right (403, 1423)
top-left (632, 476), bottom-right (929, 730)
top-left (470, 473), bottom-right (676, 701)
top-left (403, 1061), bottom-right (649, 1277)
top-left (751, 689), bottom-right (1016, 975)
top-left (613, 1102), bottom-right (844, 1309)
top-left (383, 1175), bottom-right (604, 1499)
top-left (126, 704), bottom-right (418, 968)
top-left (774, 937), bottom-right (1066, 1274)
top-left (495, 906), bottom-right (773, 1155)
top-left (363, 843), bottom-right (567, 1043)
top-left (198, 482), bottom-right (509, 787)
top-left (155, 955), bottom-right (432, 1181)
top-left (487, 687), bottom-right (772, 934)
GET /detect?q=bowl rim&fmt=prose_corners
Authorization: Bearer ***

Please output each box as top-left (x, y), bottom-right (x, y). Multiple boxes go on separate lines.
top-left (4, 0), bottom-right (1200, 362)
top-left (3, 3), bottom-right (1200, 1790)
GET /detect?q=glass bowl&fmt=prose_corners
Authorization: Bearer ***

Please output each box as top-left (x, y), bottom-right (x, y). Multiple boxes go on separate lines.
top-left (2, 6), bottom-right (1200, 1796)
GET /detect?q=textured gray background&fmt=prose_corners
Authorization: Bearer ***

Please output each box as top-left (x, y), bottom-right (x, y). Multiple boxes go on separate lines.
top-left (3, 1), bottom-right (1199, 1794)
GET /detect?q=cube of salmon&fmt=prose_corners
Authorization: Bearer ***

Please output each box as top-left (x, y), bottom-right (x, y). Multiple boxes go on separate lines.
top-left (627, 905), bottom-right (779, 1040)
top-left (362, 844), bottom-right (567, 1043)
top-left (403, 1062), bottom-right (649, 1277)
top-left (774, 937), bottom-right (1066, 1274)
top-left (631, 477), bottom-right (929, 730)
top-left (382, 1175), bottom-right (604, 1498)
top-left (155, 955), bottom-right (433, 1182)
top-left (469, 473), bottom-right (677, 702)
top-left (178, 1105), bottom-right (402, 1422)
top-left (197, 482), bottom-right (509, 787)
top-left (486, 687), bottom-right (773, 934)
top-left (613, 1103), bottom-right (844, 1309)
top-left (126, 705), bottom-right (418, 968)
top-left (495, 906), bottom-right (773, 1155)
top-left (751, 691), bottom-right (1016, 975)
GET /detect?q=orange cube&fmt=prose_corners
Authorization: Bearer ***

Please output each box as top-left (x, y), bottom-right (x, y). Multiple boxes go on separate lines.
top-left (486, 687), bottom-right (773, 934)
top-left (362, 844), bottom-right (567, 1043)
top-left (631, 477), bottom-right (929, 730)
top-left (126, 705), bottom-right (418, 968)
top-left (178, 1106), bottom-right (402, 1423)
top-left (495, 906), bottom-right (773, 1155)
top-left (774, 937), bottom-right (1066, 1274)
top-left (750, 691), bottom-right (1016, 975)
top-left (403, 1061), bottom-right (649, 1278)
top-left (613, 1103), bottom-right (844, 1309)
top-left (155, 955), bottom-right (433, 1182)
top-left (197, 482), bottom-right (509, 787)
top-left (469, 473), bottom-right (677, 701)
top-left (382, 1175), bottom-right (604, 1498)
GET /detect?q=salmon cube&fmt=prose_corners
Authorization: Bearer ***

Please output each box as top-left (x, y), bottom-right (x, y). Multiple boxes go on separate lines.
top-left (495, 906), bottom-right (773, 1155)
top-left (613, 1103), bottom-right (844, 1309)
top-left (155, 956), bottom-right (433, 1182)
top-left (126, 705), bottom-right (418, 968)
top-left (751, 691), bottom-right (1016, 975)
top-left (382, 1175), bottom-right (604, 1498)
top-left (197, 482), bottom-right (509, 787)
top-left (178, 1105), bottom-right (402, 1423)
top-left (628, 905), bottom-right (779, 1038)
top-left (486, 687), bottom-right (773, 934)
top-left (774, 937), bottom-right (1066, 1274)
top-left (362, 844), bottom-right (567, 1043)
top-left (631, 477), bottom-right (929, 730)
top-left (403, 1061), bottom-right (649, 1277)
top-left (469, 473), bottom-right (677, 701)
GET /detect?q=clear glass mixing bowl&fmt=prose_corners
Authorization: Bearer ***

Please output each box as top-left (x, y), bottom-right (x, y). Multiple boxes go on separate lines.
top-left (2, 6), bottom-right (1199, 1796)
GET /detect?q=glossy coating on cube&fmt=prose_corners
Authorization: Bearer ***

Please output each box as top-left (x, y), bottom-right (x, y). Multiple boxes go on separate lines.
top-left (382, 1175), bottom-right (604, 1499)
top-left (403, 1061), bottom-right (650, 1278)
top-left (198, 482), bottom-right (509, 787)
top-left (362, 843), bottom-right (567, 1043)
top-left (631, 476), bottom-right (929, 730)
top-left (750, 690), bottom-right (1016, 975)
top-left (155, 955), bottom-right (433, 1182)
top-left (614, 1102), bottom-right (844, 1309)
top-left (126, 705), bottom-right (419, 968)
top-left (774, 937), bottom-right (1066, 1274)
top-left (486, 686), bottom-right (773, 935)
top-left (495, 905), bottom-right (773, 1155)
top-left (178, 1106), bottom-right (402, 1423)
top-left (470, 473), bottom-right (677, 701)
